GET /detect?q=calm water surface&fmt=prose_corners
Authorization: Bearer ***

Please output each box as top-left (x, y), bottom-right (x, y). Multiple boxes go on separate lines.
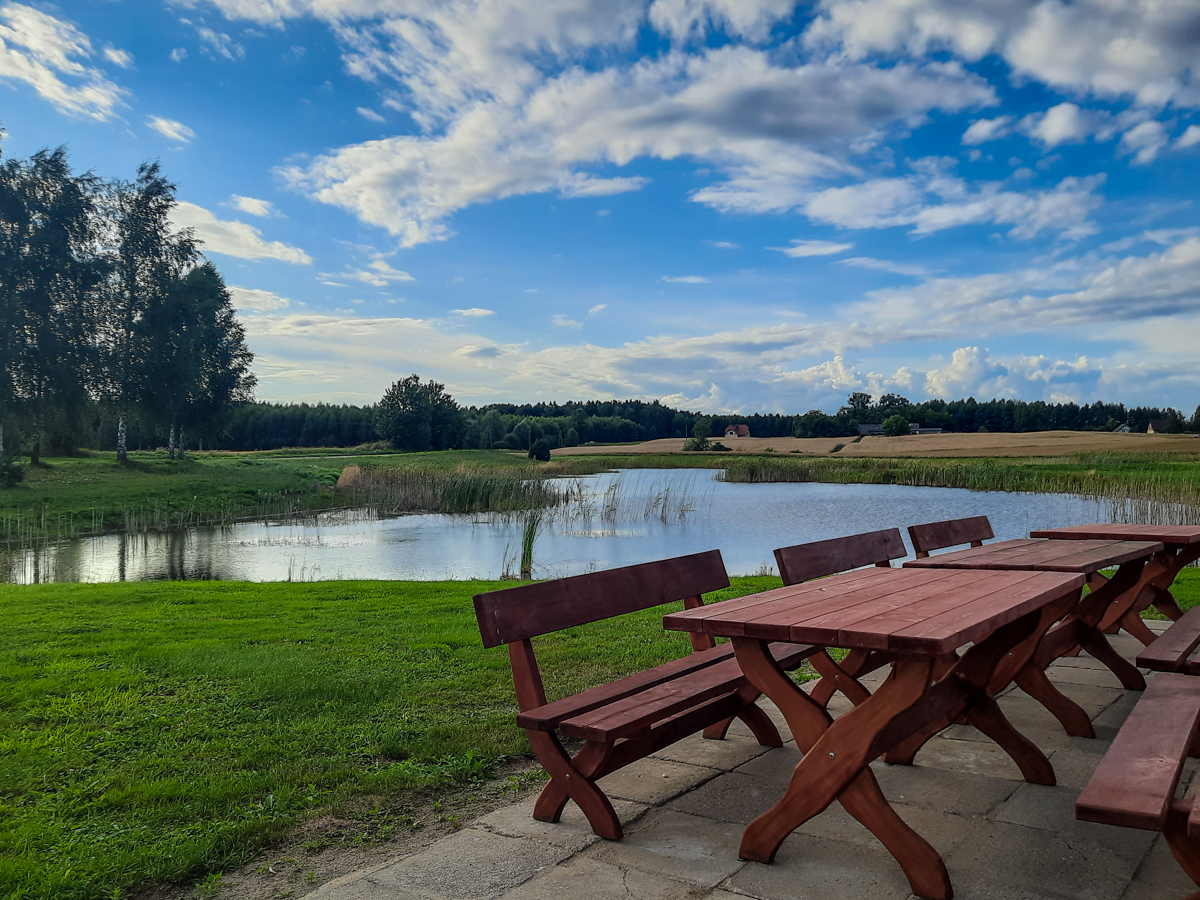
top-left (5, 469), bottom-right (1116, 584)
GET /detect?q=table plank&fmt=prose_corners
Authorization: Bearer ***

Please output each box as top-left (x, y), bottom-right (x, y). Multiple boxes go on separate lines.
top-left (1032, 524), bottom-right (1200, 546)
top-left (904, 538), bottom-right (1162, 573)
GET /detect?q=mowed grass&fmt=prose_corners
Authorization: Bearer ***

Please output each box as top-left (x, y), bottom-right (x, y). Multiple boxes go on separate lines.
top-left (0, 575), bottom-right (779, 899)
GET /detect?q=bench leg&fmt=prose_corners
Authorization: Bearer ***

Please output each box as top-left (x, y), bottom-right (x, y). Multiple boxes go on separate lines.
top-left (1166, 798), bottom-right (1200, 897)
top-left (527, 731), bottom-right (623, 840)
top-left (704, 683), bottom-right (784, 746)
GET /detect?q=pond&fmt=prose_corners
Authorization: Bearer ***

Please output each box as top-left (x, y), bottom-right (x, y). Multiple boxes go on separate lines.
top-left (4, 469), bottom-right (1121, 584)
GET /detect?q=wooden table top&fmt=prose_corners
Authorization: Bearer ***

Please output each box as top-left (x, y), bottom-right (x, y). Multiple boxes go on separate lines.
top-left (903, 538), bottom-right (1163, 574)
top-left (1029, 524), bottom-right (1200, 547)
top-left (663, 566), bottom-right (1084, 656)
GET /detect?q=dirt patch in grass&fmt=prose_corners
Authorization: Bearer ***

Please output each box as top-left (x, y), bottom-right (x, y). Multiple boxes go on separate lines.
top-left (134, 757), bottom-right (547, 900)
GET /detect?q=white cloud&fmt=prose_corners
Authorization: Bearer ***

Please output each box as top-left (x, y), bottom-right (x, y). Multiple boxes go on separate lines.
top-left (170, 47), bottom-right (187, 62)
top-left (1020, 103), bottom-right (1100, 148)
top-left (0, 3), bottom-right (126, 120)
top-left (962, 115), bottom-right (1011, 145)
top-left (709, 240), bottom-right (740, 249)
top-left (278, 41), bottom-right (993, 245)
top-left (452, 307), bottom-right (494, 316)
top-left (588, 303), bottom-right (607, 314)
top-left (837, 256), bottom-right (930, 277)
top-left (648, 0), bottom-right (799, 43)
top-left (102, 46), bottom-right (133, 68)
top-left (661, 275), bottom-right (709, 283)
top-left (196, 25), bottom-right (245, 60)
top-left (1120, 120), bottom-right (1169, 164)
top-left (357, 106), bottom-right (385, 122)
top-left (804, 0), bottom-right (1200, 108)
top-left (171, 202), bottom-right (314, 264)
top-left (1177, 125), bottom-right (1200, 150)
top-left (228, 194), bottom-right (278, 217)
top-left (924, 347), bottom-right (1102, 401)
top-left (327, 258), bottom-right (415, 286)
top-left (147, 115), bottom-right (196, 143)
top-left (552, 314), bottom-right (583, 328)
top-left (804, 172), bottom-right (1105, 240)
top-left (770, 238), bottom-right (853, 257)
top-left (229, 286), bottom-right (290, 312)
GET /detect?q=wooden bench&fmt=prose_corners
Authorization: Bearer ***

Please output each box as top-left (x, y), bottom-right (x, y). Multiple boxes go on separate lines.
top-left (1138, 607), bottom-right (1200, 675)
top-left (473, 550), bottom-right (817, 840)
top-left (908, 515), bottom-right (994, 559)
top-left (773, 528), bottom-right (908, 707)
top-left (1076, 673), bottom-right (1200, 897)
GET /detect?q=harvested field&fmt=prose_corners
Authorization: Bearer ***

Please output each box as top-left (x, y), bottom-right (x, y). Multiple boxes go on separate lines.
top-left (552, 430), bottom-right (1200, 458)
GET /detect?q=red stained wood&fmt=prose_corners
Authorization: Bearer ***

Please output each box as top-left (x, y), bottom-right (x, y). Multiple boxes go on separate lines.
top-left (665, 568), bottom-right (1083, 656)
top-left (474, 549), bottom-right (729, 648)
top-left (1076, 673), bottom-right (1200, 831)
top-left (774, 528), bottom-right (906, 585)
top-left (1137, 607), bottom-right (1200, 674)
top-left (1032, 524), bottom-right (1200, 546)
top-left (908, 515), bottom-right (994, 557)
top-left (903, 538), bottom-right (1163, 573)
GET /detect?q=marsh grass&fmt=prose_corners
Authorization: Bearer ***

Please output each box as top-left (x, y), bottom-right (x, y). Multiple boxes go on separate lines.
top-left (339, 465), bottom-right (575, 515)
top-left (0, 575), bottom-right (781, 899)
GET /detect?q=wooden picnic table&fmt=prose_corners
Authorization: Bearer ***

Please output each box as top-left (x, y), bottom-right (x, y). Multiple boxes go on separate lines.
top-left (1029, 524), bottom-right (1200, 645)
top-left (905, 537), bottom-right (1163, 739)
top-left (663, 566), bottom-right (1084, 900)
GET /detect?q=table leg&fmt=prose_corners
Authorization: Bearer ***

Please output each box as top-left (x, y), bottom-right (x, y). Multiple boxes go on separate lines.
top-left (732, 640), bottom-right (952, 900)
top-left (1095, 554), bottom-right (1173, 642)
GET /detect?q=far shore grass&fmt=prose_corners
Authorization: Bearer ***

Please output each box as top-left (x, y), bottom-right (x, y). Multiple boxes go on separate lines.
top-left (4, 445), bottom-right (1200, 546)
top-left (4, 573), bottom-right (1199, 899)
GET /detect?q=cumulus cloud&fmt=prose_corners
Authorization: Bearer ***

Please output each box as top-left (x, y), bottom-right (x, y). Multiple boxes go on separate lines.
top-left (803, 171), bottom-right (1104, 240)
top-left (804, 0), bottom-right (1200, 108)
top-left (1177, 125), bottom-right (1200, 150)
top-left (229, 286), bottom-right (290, 312)
top-left (1020, 103), bottom-right (1101, 148)
top-left (924, 347), bottom-right (1102, 401)
top-left (452, 307), bottom-right (494, 316)
top-left (171, 202), bottom-right (314, 264)
top-left (770, 239), bottom-right (853, 257)
top-left (228, 195), bottom-right (278, 217)
top-left (552, 314), bottom-right (583, 328)
top-left (0, 3), bottom-right (126, 120)
top-left (962, 115), bottom-right (1011, 145)
top-left (147, 115), bottom-right (196, 143)
top-left (327, 259), bottom-right (414, 285)
top-left (170, 47), bottom-right (187, 62)
top-left (1120, 120), bottom-right (1169, 164)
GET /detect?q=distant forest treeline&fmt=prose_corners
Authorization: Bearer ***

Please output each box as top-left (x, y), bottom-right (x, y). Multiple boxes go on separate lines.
top-left (75, 392), bottom-right (1197, 453)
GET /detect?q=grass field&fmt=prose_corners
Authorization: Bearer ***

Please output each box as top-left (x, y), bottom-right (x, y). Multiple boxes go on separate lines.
top-left (0, 575), bottom-right (778, 899)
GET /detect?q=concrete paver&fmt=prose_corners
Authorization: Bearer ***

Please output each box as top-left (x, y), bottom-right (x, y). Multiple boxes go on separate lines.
top-left (309, 623), bottom-right (1191, 900)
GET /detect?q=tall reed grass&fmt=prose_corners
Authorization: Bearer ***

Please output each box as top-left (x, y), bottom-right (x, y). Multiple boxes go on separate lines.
top-left (337, 465), bottom-right (576, 514)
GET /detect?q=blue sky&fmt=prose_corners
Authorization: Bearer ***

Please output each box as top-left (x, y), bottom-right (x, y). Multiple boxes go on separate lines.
top-left (2, 0), bottom-right (1199, 413)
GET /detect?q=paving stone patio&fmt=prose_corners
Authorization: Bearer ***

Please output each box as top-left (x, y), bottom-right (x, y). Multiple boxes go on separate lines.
top-left (311, 621), bottom-right (1196, 900)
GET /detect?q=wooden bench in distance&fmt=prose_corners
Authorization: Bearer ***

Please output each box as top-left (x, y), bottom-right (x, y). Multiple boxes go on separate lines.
top-left (474, 550), bottom-right (817, 840)
top-left (774, 528), bottom-right (907, 707)
top-left (1076, 673), bottom-right (1200, 898)
top-left (908, 515), bottom-right (994, 559)
top-left (1138, 607), bottom-right (1200, 675)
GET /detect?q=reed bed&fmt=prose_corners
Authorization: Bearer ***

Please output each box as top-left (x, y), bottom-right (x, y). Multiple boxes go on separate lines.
top-left (337, 464), bottom-right (577, 514)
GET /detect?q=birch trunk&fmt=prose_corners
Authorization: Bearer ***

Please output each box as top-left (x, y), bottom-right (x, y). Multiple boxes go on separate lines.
top-left (178, 429), bottom-right (186, 459)
top-left (117, 415), bottom-right (127, 462)
top-left (0, 421), bottom-right (4, 457)
top-left (168, 425), bottom-right (176, 460)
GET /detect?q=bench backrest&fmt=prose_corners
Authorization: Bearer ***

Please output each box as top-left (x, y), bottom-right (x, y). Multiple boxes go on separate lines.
top-left (774, 529), bottom-right (906, 585)
top-left (908, 516), bottom-right (994, 559)
top-left (474, 550), bottom-right (731, 713)
top-left (474, 550), bottom-right (730, 648)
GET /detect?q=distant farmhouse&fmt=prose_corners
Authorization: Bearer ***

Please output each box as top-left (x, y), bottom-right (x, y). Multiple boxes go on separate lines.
top-left (857, 424), bottom-right (943, 436)
top-left (1113, 424), bottom-right (1132, 433)
top-left (724, 424), bottom-right (751, 438)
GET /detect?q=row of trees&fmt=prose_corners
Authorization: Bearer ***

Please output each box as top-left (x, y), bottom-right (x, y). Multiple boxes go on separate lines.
top-left (1, 142), bottom-right (255, 465)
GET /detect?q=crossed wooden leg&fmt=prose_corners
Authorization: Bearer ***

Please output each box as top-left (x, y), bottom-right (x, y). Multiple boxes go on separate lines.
top-left (1096, 550), bottom-right (1189, 644)
top-left (1165, 797), bottom-right (1200, 900)
top-left (808, 648), bottom-right (890, 707)
top-left (732, 642), bottom-right (955, 899)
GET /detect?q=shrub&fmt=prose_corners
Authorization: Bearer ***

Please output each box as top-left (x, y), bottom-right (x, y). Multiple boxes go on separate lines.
top-left (881, 415), bottom-right (910, 437)
top-left (528, 438), bottom-right (552, 462)
top-left (0, 456), bottom-right (25, 488)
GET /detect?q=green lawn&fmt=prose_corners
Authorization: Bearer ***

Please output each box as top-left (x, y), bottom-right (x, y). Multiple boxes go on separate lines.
top-left (0, 575), bottom-right (778, 899)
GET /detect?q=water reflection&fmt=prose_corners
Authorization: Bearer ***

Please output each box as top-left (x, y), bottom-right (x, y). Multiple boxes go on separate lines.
top-left (4, 470), bottom-right (1120, 584)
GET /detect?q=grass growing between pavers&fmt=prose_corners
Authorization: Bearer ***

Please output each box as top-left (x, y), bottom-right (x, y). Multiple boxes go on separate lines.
top-left (0, 575), bottom-right (780, 899)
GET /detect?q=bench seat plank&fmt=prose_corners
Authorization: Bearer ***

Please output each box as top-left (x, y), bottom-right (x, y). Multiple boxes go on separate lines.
top-left (1137, 607), bottom-right (1200, 674)
top-left (557, 643), bottom-right (817, 742)
top-left (1076, 674), bottom-right (1200, 830)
